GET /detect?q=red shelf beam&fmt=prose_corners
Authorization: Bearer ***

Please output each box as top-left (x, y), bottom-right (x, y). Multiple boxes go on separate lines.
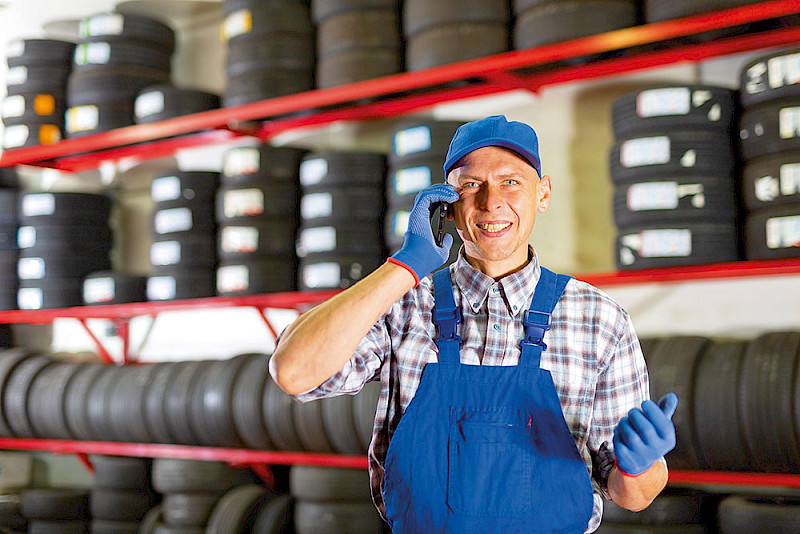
top-left (1, 0), bottom-right (799, 171)
top-left (669, 469), bottom-right (800, 489)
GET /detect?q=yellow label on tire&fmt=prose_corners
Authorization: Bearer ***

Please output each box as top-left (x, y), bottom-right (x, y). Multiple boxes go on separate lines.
top-left (221, 9), bottom-right (252, 41)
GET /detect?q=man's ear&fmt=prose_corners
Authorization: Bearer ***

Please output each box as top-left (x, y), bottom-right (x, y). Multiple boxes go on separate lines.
top-left (537, 175), bottom-right (552, 212)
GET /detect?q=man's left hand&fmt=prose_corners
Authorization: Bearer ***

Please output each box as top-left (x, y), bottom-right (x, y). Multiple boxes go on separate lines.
top-left (613, 393), bottom-right (678, 476)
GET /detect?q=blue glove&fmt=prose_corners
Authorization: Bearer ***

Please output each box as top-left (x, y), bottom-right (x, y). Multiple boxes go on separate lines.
top-left (389, 183), bottom-right (460, 284)
top-left (613, 393), bottom-right (678, 476)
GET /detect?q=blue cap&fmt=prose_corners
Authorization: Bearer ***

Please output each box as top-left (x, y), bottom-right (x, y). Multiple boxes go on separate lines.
top-left (443, 115), bottom-right (541, 177)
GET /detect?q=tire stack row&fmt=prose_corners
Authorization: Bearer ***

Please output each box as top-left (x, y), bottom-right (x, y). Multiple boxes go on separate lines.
top-left (2, 39), bottom-right (74, 150)
top-left (0, 186), bottom-right (19, 310)
top-left (133, 84), bottom-right (220, 125)
top-left (313, 0), bottom-right (401, 88)
top-left (90, 455), bottom-right (158, 534)
top-left (385, 120), bottom-right (463, 266)
top-left (610, 85), bottom-right (740, 269)
top-left (599, 488), bottom-right (713, 533)
top-left (221, 0), bottom-right (314, 107)
top-left (216, 145), bottom-right (305, 296)
top-left (297, 152), bottom-right (386, 291)
top-left (738, 47), bottom-right (800, 260)
top-left (65, 12), bottom-right (174, 138)
top-left (641, 331), bottom-right (800, 473)
top-left (19, 488), bottom-right (90, 534)
top-left (291, 466), bottom-right (383, 534)
top-left (16, 192), bottom-right (113, 310)
top-left (147, 170), bottom-right (219, 302)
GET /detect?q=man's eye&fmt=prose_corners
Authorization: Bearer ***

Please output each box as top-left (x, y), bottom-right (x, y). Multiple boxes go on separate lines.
top-left (462, 182), bottom-right (479, 188)
top-left (505, 179), bottom-right (519, 185)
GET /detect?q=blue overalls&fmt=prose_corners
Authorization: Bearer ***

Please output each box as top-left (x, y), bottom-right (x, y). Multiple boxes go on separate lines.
top-left (384, 267), bottom-right (594, 533)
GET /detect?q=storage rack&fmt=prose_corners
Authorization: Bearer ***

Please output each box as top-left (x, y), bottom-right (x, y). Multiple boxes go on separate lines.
top-left (0, 0), bottom-right (799, 488)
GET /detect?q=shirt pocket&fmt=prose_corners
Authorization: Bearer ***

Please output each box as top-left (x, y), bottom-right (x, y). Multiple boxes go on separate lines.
top-left (447, 406), bottom-right (531, 518)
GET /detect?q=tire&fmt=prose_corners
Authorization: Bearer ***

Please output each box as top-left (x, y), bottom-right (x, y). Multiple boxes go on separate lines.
top-left (403, 0), bottom-right (509, 38)
top-left (205, 485), bottom-right (275, 534)
top-left (90, 489), bottom-right (155, 521)
top-left (89, 519), bottom-right (140, 533)
top-left (90, 455), bottom-right (150, 490)
top-left (82, 272), bottom-right (148, 305)
top-left (296, 222), bottom-right (383, 257)
top-left (613, 174), bottom-right (737, 228)
top-left (222, 145), bottom-right (306, 184)
top-left (290, 465), bottom-right (371, 501)
top-left (63, 100), bottom-right (131, 137)
top-left (105, 364), bottom-right (160, 442)
top-left (63, 364), bottom-right (107, 441)
top-left (388, 121), bottom-right (462, 164)
top-left (294, 501), bottom-right (382, 534)
top-left (222, 68), bottom-right (313, 107)
top-left (3, 355), bottom-right (54, 438)
top-left (405, 22), bottom-right (508, 72)
top-left (217, 221), bottom-right (296, 260)
top-left (17, 254), bottom-right (112, 281)
top-left (718, 495), bottom-right (800, 534)
top-left (232, 353), bottom-right (275, 449)
top-left (142, 363), bottom-right (180, 444)
top-left (79, 12), bottom-right (176, 53)
top-left (151, 171), bottom-right (219, 205)
top-left (739, 98), bottom-right (800, 160)
top-left (134, 85), bottom-right (219, 124)
top-left (72, 40), bottom-right (172, 72)
top-left (150, 236), bottom-right (216, 273)
top-left (220, 1), bottom-right (312, 42)
top-left (27, 362), bottom-right (80, 439)
top-left (292, 398), bottom-right (336, 453)
top-left (162, 493), bottom-right (220, 527)
top-left (600, 488), bottom-right (709, 525)
top-left (216, 181), bottom-right (300, 223)
top-left (645, 0), bottom-right (766, 24)
top-left (18, 224), bottom-right (113, 253)
top-left (6, 38), bottom-right (75, 67)
top-left (298, 253), bottom-right (383, 290)
top-left (299, 152), bottom-right (386, 188)
top-left (312, 0), bottom-right (398, 23)
top-left (387, 158), bottom-right (442, 204)
top-left (5, 65), bottom-right (70, 95)
top-left (2, 122), bottom-right (62, 149)
top-left (20, 488), bottom-right (90, 520)
top-left (300, 186), bottom-right (385, 225)
top-left (740, 47), bottom-right (800, 109)
top-left (316, 48), bottom-right (401, 88)
top-left (1, 93), bottom-right (66, 125)
top-left (189, 355), bottom-right (250, 447)
top-left (0, 348), bottom-right (36, 437)
top-left (67, 66), bottom-right (170, 105)
top-left (317, 10), bottom-right (400, 57)
top-left (84, 366), bottom-right (118, 441)
top-left (251, 494), bottom-right (293, 534)
top-left (18, 278), bottom-right (86, 310)
top-left (513, 0), bottom-right (637, 50)
top-left (615, 222), bottom-right (739, 269)
top-left (164, 361), bottom-right (210, 445)
top-left (216, 258), bottom-right (297, 295)
top-left (152, 458), bottom-right (238, 494)
top-left (612, 85), bottom-right (736, 138)
top-left (744, 204), bottom-right (800, 260)
top-left (263, 377), bottom-right (304, 451)
top-left (321, 394), bottom-right (362, 454)
top-left (609, 131), bottom-right (734, 185)
top-left (226, 33), bottom-right (314, 76)
top-left (19, 192), bottom-right (111, 225)
top-left (742, 151), bottom-right (800, 211)
top-left (353, 380), bottom-right (380, 453)
top-left (29, 520), bottom-right (88, 533)
top-left (147, 271), bottom-right (216, 301)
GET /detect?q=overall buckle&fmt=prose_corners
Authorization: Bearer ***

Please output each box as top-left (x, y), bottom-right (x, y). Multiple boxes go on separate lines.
top-left (520, 310), bottom-right (551, 349)
top-left (433, 307), bottom-right (462, 344)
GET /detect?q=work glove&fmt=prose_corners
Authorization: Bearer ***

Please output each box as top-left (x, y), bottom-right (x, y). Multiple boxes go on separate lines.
top-left (613, 393), bottom-right (678, 476)
top-left (388, 183), bottom-right (460, 284)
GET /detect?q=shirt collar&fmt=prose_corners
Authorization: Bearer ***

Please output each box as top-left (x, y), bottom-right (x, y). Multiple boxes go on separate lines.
top-left (452, 246), bottom-right (541, 317)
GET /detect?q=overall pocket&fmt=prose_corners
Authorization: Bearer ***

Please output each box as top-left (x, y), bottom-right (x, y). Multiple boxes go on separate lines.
top-left (447, 406), bottom-right (531, 518)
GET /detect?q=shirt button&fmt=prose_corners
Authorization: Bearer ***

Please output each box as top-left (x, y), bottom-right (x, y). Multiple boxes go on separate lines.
top-left (493, 324), bottom-right (501, 331)
top-left (474, 302), bottom-right (479, 308)
top-left (513, 305), bottom-right (518, 310)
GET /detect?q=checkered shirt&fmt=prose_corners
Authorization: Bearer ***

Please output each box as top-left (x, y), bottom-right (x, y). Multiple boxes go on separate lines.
top-left (293, 249), bottom-right (651, 533)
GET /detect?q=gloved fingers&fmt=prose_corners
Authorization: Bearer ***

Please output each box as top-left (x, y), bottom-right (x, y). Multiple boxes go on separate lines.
top-left (641, 399), bottom-right (675, 440)
top-left (412, 184), bottom-right (459, 213)
top-left (628, 407), bottom-right (660, 445)
top-left (657, 392), bottom-right (679, 419)
top-left (614, 417), bottom-right (645, 451)
top-left (440, 233), bottom-right (454, 251)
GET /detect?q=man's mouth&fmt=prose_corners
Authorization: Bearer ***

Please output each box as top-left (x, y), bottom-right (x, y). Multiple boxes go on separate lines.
top-left (476, 222), bottom-right (511, 233)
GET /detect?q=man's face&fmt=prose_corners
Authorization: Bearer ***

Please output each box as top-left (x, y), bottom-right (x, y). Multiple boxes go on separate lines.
top-left (446, 146), bottom-right (551, 277)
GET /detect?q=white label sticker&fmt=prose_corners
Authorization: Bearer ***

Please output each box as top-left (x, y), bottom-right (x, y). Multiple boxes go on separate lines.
top-left (768, 53), bottom-right (800, 89)
top-left (779, 107), bottom-right (800, 139)
top-left (83, 277), bottom-right (115, 303)
top-left (220, 226), bottom-right (259, 254)
top-left (151, 176), bottom-right (181, 202)
top-left (639, 229), bottom-right (692, 258)
top-left (302, 262), bottom-right (340, 289)
top-left (395, 166), bottom-right (432, 196)
top-left (627, 182), bottom-right (679, 211)
top-left (150, 241), bottom-right (181, 266)
top-left (299, 226), bottom-right (336, 255)
top-left (223, 9), bottom-right (252, 39)
top-left (17, 226), bottom-right (35, 249)
top-left (22, 194), bottom-right (55, 217)
top-left (636, 87), bottom-right (690, 118)
top-left (766, 215), bottom-right (800, 249)
top-left (154, 208), bottom-right (193, 234)
top-left (135, 90), bottom-right (165, 119)
top-left (217, 264), bottom-right (249, 293)
top-left (755, 174), bottom-right (780, 203)
top-left (75, 42), bottom-right (111, 65)
top-left (3, 124), bottom-right (29, 148)
top-left (393, 210), bottom-right (411, 237)
top-left (780, 163), bottom-right (800, 197)
top-left (66, 105), bottom-right (99, 133)
top-left (394, 126), bottom-right (432, 157)
top-left (620, 136), bottom-right (670, 168)
top-left (81, 14), bottom-right (125, 37)
top-left (224, 147), bottom-right (260, 177)
top-left (6, 40), bottom-right (24, 58)
top-left (2, 95), bottom-right (26, 119)
top-left (301, 192), bottom-right (333, 219)
top-left (299, 158), bottom-right (328, 186)
top-left (18, 257), bottom-right (46, 279)
top-left (7, 66), bottom-right (27, 86)
top-left (147, 276), bottom-right (177, 301)
top-left (17, 287), bottom-right (43, 310)
top-left (223, 189), bottom-right (264, 218)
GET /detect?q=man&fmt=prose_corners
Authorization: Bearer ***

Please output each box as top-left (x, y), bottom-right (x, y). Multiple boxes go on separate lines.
top-left (271, 115), bottom-right (677, 533)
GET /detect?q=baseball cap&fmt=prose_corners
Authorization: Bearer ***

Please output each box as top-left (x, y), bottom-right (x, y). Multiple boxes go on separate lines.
top-left (443, 115), bottom-right (541, 177)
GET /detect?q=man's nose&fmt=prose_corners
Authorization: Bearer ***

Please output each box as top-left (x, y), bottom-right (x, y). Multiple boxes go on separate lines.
top-left (477, 183), bottom-right (502, 210)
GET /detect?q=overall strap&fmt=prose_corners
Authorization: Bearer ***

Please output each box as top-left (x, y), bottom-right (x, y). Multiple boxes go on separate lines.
top-left (432, 268), bottom-right (461, 365)
top-left (520, 267), bottom-right (572, 368)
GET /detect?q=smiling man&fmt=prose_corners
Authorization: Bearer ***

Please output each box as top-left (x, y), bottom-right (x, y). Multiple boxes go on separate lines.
top-left (270, 115), bottom-right (676, 533)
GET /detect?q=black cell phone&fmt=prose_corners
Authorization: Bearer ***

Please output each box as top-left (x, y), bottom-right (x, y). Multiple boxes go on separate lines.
top-left (435, 202), bottom-right (448, 247)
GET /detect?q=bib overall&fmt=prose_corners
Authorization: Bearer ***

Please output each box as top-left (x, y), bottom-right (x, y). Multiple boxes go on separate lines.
top-left (384, 267), bottom-right (594, 533)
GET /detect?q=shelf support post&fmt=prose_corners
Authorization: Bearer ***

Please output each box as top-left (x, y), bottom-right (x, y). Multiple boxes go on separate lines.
top-left (77, 318), bottom-right (116, 364)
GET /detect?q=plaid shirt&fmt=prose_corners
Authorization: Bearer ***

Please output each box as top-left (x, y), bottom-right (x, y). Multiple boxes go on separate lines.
top-left (294, 249), bottom-right (650, 533)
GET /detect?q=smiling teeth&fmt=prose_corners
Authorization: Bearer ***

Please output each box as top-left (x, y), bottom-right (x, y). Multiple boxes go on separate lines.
top-left (478, 223), bottom-right (510, 232)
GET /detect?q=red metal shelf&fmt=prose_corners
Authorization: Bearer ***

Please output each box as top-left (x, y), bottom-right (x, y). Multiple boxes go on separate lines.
top-left (2, 0), bottom-right (800, 171)
top-left (669, 469), bottom-right (800, 489)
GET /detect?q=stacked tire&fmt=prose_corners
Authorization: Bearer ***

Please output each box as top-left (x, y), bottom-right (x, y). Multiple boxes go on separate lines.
top-left (221, 0), bottom-right (314, 107)
top-left (297, 152), bottom-right (386, 291)
top-left (609, 85), bottom-right (740, 269)
top-left (738, 47), bottom-right (800, 260)
top-left (291, 466), bottom-right (383, 534)
top-left (147, 170), bottom-right (219, 302)
top-left (386, 120), bottom-right (463, 266)
top-left (20, 488), bottom-right (90, 534)
top-left (66, 12), bottom-right (174, 138)
top-left (644, 0), bottom-right (764, 22)
top-left (513, 0), bottom-right (638, 51)
top-left (90, 455), bottom-right (157, 534)
top-left (17, 192), bottom-right (113, 309)
top-left (134, 83), bottom-right (219, 125)
top-left (403, 0), bottom-right (509, 71)
top-left (82, 271), bottom-right (147, 305)
top-left (598, 489), bottom-right (713, 533)
top-left (216, 145), bottom-right (305, 296)
top-left (0, 179), bottom-right (19, 310)
top-left (2, 39), bottom-right (74, 150)
top-left (313, 0), bottom-right (401, 88)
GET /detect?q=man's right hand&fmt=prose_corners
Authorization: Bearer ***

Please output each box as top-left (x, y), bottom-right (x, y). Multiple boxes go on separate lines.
top-left (388, 184), bottom-right (460, 284)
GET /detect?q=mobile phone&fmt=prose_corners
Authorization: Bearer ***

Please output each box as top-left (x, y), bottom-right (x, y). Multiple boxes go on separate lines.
top-left (435, 202), bottom-right (448, 247)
